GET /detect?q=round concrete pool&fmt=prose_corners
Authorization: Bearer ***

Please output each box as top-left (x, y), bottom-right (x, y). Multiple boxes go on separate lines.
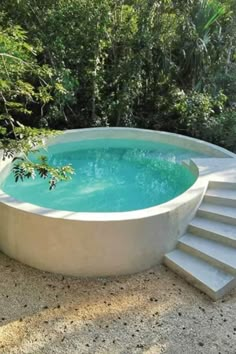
top-left (0, 128), bottom-right (235, 276)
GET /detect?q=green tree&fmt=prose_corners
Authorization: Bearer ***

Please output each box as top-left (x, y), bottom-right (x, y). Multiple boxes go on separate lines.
top-left (0, 0), bottom-right (235, 151)
top-left (0, 23), bottom-right (74, 188)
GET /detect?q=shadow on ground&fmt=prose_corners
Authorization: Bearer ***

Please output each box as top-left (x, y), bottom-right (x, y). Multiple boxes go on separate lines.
top-left (0, 251), bottom-right (235, 354)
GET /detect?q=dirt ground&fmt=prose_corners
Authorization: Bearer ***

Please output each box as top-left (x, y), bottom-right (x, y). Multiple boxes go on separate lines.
top-left (0, 252), bottom-right (235, 354)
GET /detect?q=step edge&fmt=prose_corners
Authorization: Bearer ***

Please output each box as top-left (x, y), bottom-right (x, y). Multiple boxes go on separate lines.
top-left (164, 254), bottom-right (234, 300)
top-left (197, 209), bottom-right (236, 225)
top-left (208, 181), bottom-right (236, 190)
top-left (199, 203), bottom-right (236, 213)
top-left (205, 191), bottom-right (236, 199)
top-left (178, 241), bottom-right (236, 275)
top-left (187, 219), bottom-right (236, 238)
top-left (164, 250), bottom-right (235, 288)
top-left (204, 195), bottom-right (236, 204)
top-left (188, 225), bottom-right (236, 247)
top-left (190, 217), bottom-right (236, 231)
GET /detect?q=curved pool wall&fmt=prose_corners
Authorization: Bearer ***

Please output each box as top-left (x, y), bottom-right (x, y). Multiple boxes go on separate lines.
top-left (0, 128), bottom-right (235, 277)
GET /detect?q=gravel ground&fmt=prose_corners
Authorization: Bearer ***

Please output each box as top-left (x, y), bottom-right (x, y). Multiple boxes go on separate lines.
top-left (0, 252), bottom-right (235, 354)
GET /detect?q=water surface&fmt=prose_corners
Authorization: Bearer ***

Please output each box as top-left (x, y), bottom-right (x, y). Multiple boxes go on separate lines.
top-left (2, 139), bottom-right (207, 212)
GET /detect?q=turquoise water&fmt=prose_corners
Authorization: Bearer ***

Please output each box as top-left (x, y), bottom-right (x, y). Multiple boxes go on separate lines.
top-left (1, 139), bottom-right (205, 212)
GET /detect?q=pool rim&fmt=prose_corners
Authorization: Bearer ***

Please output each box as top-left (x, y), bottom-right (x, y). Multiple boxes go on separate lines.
top-left (0, 127), bottom-right (235, 222)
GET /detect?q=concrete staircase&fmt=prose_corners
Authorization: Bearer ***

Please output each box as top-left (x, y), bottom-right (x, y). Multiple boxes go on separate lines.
top-left (164, 181), bottom-right (236, 300)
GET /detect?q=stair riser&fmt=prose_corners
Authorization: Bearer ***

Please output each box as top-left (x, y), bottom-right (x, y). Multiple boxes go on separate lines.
top-left (204, 195), bottom-right (236, 208)
top-left (164, 256), bottom-right (221, 300)
top-left (178, 242), bottom-right (236, 275)
top-left (188, 224), bottom-right (236, 248)
top-left (208, 182), bottom-right (236, 190)
top-left (197, 209), bottom-right (236, 226)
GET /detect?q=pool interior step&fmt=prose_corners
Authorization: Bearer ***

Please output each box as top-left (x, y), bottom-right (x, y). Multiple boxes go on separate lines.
top-left (164, 249), bottom-right (236, 300)
top-left (164, 180), bottom-right (236, 300)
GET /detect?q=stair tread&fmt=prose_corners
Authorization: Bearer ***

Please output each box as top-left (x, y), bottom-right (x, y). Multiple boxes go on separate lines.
top-left (209, 181), bottom-right (236, 190)
top-left (198, 203), bottom-right (236, 219)
top-left (180, 233), bottom-right (236, 269)
top-left (206, 188), bottom-right (236, 201)
top-left (190, 217), bottom-right (236, 241)
top-left (165, 249), bottom-right (234, 292)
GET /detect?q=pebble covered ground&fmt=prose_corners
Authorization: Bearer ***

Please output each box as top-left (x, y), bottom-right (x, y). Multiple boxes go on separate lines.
top-left (0, 252), bottom-right (235, 354)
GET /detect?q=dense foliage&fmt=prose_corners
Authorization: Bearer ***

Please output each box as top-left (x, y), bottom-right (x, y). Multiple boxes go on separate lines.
top-left (0, 24), bottom-right (74, 187)
top-left (0, 0), bottom-right (236, 181)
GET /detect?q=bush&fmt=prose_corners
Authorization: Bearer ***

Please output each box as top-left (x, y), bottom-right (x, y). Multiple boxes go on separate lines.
top-left (0, 0), bottom-right (236, 151)
top-left (173, 90), bottom-right (227, 138)
top-left (212, 110), bottom-right (236, 151)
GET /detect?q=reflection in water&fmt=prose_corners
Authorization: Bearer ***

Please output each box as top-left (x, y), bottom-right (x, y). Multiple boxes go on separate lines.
top-left (2, 139), bottom-right (202, 212)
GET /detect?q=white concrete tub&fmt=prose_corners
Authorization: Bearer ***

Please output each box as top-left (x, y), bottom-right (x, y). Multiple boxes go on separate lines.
top-left (0, 128), bottom-right (235, 277)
